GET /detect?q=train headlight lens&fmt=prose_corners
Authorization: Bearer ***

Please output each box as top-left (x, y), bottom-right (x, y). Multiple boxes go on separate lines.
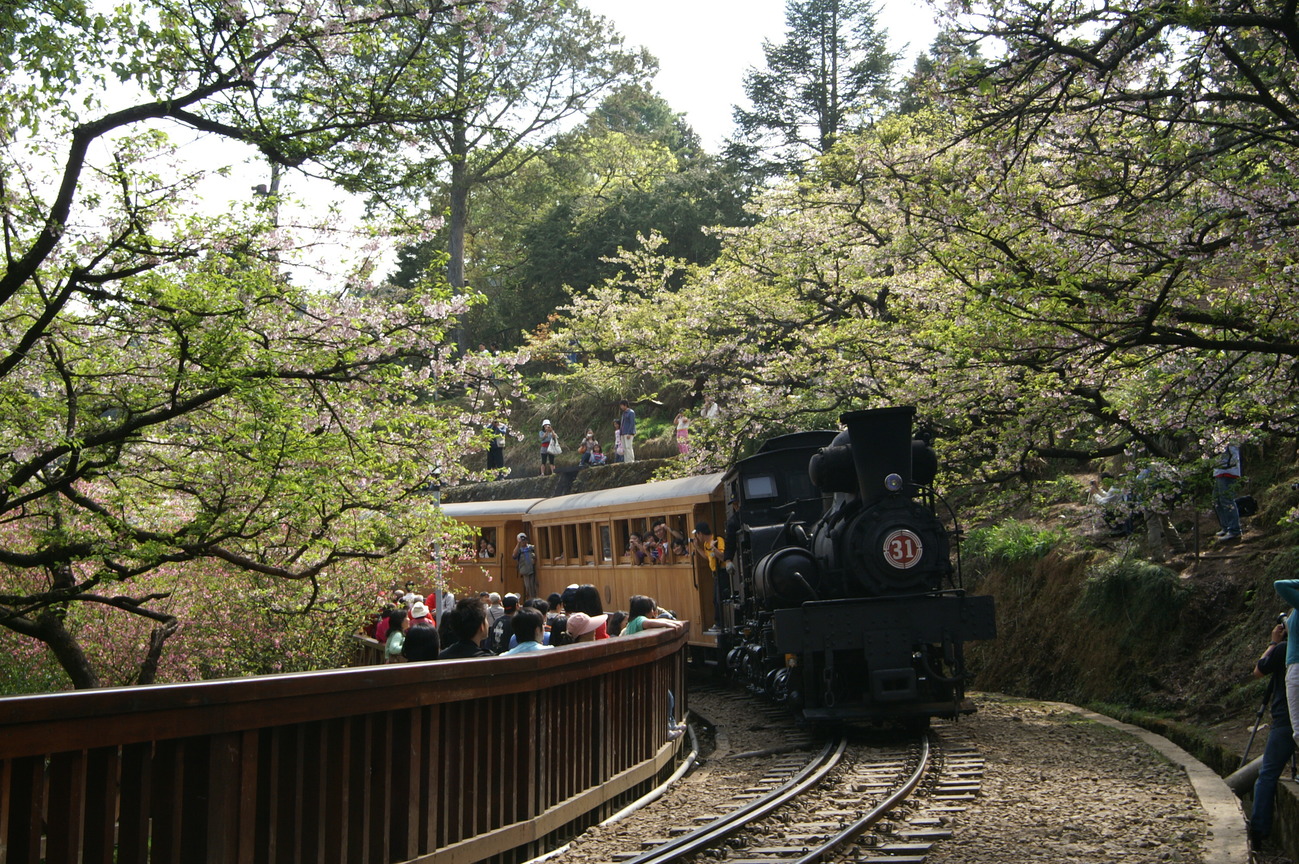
top-left (884, 473), bottom-right (904, 492)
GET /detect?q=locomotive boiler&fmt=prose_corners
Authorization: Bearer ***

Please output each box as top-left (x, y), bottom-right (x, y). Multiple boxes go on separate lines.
top-left (721, 406), bottom-right (996, 725)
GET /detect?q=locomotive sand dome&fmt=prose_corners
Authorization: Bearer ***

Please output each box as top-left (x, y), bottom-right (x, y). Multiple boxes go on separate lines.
top-left (724, 406), bottom-right (997, 724)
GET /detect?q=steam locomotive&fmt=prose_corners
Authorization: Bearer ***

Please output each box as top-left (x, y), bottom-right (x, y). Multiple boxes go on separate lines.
top-left (718, 406), bottom-right (997, 725)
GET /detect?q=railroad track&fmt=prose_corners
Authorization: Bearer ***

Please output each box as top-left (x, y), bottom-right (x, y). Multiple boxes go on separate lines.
top-left (618, 713), bottom-right (983, 864)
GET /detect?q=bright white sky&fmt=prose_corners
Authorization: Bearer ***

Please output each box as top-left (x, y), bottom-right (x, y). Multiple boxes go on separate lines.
top-left (579, 0), bottom-right (941, 149)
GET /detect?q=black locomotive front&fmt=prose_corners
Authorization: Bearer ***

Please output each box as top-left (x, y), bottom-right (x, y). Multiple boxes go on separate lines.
top-left (722, 406), bottom-right (996, 725)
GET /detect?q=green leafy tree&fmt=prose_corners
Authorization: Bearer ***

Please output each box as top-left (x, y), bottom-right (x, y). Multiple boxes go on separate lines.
top-left (360, 0), bottom-right (652, 348)
top-left (729, 0), bottom-right (899, 180)
top-left (395, 86), bottom-right (751, 347)
top-left (0, 0), bottom-right (520, 689)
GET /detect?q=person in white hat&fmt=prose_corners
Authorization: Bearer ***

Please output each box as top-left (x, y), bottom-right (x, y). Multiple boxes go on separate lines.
top-left (538, 420), bottom-right (560, 476)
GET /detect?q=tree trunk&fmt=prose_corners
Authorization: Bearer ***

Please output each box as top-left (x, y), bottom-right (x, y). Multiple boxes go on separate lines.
top-left (136, 619), bottom-right (179, 685)
top-left (446, 112), bottom-right (470, 352)
top-left (36, 610), bottom-right (102, 689)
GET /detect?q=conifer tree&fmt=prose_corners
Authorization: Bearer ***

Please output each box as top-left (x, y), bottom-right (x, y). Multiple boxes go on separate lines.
top-left (729, 0), bottom-right (899, 180)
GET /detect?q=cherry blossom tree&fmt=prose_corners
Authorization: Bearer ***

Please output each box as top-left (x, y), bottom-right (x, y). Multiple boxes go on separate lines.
top-left (0, 0), bottom-right (521, 688)
top-left (919, 0), bottom-right (1299, 442)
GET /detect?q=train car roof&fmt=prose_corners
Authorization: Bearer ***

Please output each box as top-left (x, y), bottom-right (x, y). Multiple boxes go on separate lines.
top-left (753, 430), bottom-right (840, 455)
top-left (526, 472), bottom-right (724, 518)
top-left (437, 472), bottom-right (724, 523)
top-left (440, 498), bottom-right (547, 519)
top-left (725, 430), bottom-right (839, 481)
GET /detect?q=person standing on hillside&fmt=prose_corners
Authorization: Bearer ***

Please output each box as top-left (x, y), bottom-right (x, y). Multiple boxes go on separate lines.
top-left (700, 395), bottom-right (719, 421)
top-left (619, 400), bottom-right (636, 463)
top-left (674, 411), bottom-right (690, 455)
top-left (538, 420), bottom-right (560, 476)
top-left (1213, 440), bottom-right (1243, 541)
top-left (487, 420), bottom-right (507, 472)
top-left (1249, 614), bottom-right (1294, 848)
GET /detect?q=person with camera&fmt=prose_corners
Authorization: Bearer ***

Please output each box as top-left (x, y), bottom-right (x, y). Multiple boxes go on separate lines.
top-left (1249, 612), bottom-right (1294, 848)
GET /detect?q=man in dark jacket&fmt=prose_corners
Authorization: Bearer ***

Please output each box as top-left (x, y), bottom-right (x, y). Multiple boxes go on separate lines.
top-left (439, 598), bottom-right (493, 660)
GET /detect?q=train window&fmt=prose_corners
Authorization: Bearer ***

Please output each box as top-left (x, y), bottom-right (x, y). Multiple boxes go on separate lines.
top-left (744, 474), bottom-right (779, 499)
top-left (478, 528), bottom-right (497, 560)
top-left (600, 526), bottom-right (612, 562)
top-left (579, 522), bottom-right (596, 564)
top-left (561, 523), bottom-right (577, 565)
top-left (619, 521), bottom-right (644, 565)
top-left (668, 515), bottom-right (689, 559)
top-left (785, 470), bottom-right (820, 502)
top-left (648, 516), bottom-right (681, 564)
top-left (536, 528), bottom-right (551, 563)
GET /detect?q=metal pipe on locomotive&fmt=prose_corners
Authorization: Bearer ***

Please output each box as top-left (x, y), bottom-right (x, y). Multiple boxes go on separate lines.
top-left (719, 406), bottom-right (996, 725)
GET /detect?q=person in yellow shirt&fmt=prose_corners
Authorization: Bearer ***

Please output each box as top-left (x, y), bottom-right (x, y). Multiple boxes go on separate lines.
top-left (691, 521), bottom-right (726, 633)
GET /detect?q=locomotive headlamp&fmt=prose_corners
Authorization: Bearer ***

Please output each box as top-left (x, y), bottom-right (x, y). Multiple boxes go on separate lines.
top-left (884, 473), bottom-right (904, 492)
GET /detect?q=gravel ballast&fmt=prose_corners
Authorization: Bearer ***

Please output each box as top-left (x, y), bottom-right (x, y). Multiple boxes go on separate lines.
top-left (926, 695), bottom-right (1243, 864)
top-left (548, 690), bottom-right (1248, 864)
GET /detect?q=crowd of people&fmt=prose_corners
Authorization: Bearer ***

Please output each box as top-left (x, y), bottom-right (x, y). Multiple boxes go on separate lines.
top-left (362, 583), bottom-right (686, 665)
top-left (627, 520), bottom-right (689, 565)
top-left (524, 396), bottom-right (721, 476)
top-left (1085, 440), bottom-right (1247, 549)
top-left (363, 585), bottom-right (689, 735)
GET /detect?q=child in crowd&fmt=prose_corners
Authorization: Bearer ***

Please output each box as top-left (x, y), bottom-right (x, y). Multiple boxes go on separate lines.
top-left (622, 596), bottom-right (683, 635)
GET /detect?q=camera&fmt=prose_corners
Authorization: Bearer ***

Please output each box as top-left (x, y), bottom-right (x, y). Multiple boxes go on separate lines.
top-left (1280, 611), bottom-right (1291, 625)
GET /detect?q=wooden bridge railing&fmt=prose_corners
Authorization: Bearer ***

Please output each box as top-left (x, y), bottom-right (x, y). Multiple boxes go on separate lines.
top-left (0, 626), bottom-right (689, 864)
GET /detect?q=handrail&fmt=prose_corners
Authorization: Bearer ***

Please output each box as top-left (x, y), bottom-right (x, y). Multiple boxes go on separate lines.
top-left (0, 626), bottom-right (690, 864)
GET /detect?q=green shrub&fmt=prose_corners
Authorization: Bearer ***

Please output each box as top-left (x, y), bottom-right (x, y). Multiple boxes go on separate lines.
top-left (1078, 556), bottom-right (1189, 630)
top-left (963, 519), bottom-right (1070, 562)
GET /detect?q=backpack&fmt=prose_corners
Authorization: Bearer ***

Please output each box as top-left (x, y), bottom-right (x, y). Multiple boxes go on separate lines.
top-left (487, 615), bottom-right (512, 654)
top-left (517, 545), bottom-right (536, 576)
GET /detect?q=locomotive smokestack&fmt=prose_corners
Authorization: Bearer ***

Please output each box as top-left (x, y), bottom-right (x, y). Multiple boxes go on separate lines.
top-left (840, 406), bottom-right (915, 505)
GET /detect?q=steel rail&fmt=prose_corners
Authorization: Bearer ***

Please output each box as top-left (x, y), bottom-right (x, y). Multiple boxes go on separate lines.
top-left (790, 731), bottom-right (932, 864)
top-left (620, 734), bottom-right (849, 864)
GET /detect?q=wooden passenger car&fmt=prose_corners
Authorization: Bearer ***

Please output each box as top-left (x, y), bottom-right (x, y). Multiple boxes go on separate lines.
top-left (439, 474), bottom-right (727, 647)
top-left (437, 497), bottom-right (545, 600)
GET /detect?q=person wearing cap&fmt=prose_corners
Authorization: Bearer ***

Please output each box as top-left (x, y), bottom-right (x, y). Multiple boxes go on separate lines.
top-left (567, 584), bottom-right (609, 640)
top-left (407, 600), bottom-right (435, 629)
top-left (565, 611), bottom-right (608, 644)
top-left (513, 533), bottom-right (537, 600)
top-left (690, 521), bottom-right (727, 634)
top-left (539, 420), bottom-right (560, 476)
